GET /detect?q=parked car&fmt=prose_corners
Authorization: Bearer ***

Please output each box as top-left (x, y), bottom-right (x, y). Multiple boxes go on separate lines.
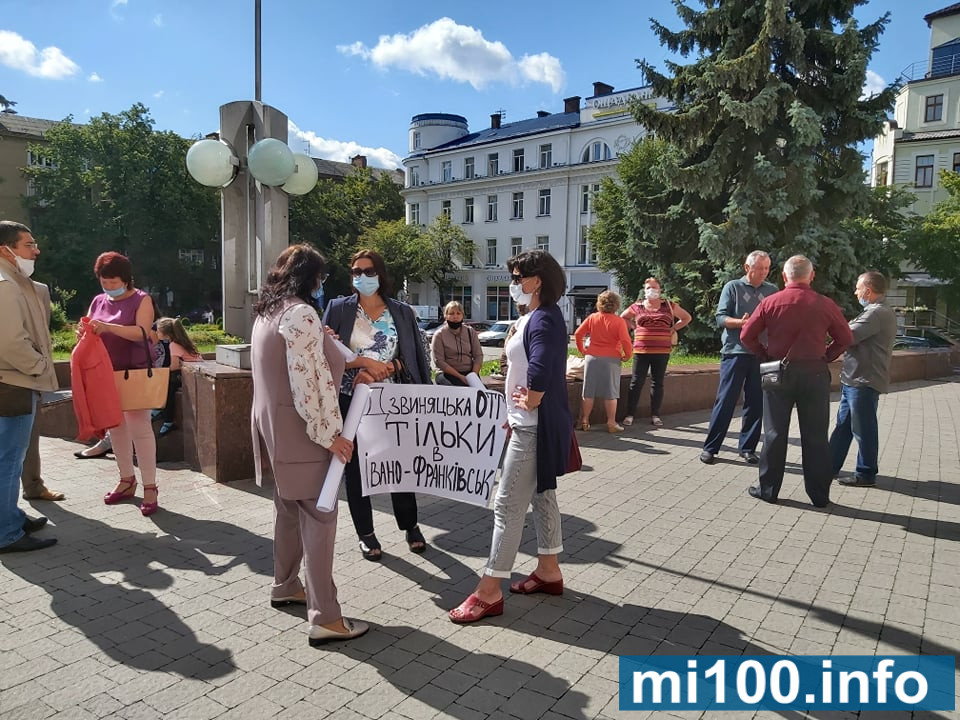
top-left (466, 320), bottom-right (494, 332)
top-left (894, 334), bottom-right (931, 350)
top-left (417, 318), bottom-right (443, 334)
top-left (478, 321), bottom-right (516, 347)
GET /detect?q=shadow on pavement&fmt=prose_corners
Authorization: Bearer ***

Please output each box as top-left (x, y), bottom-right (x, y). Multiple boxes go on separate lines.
top-left (1, 504), bottom-right (238, 679)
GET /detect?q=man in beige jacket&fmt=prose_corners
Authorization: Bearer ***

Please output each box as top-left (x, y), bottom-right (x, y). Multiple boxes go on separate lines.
top-left (0, 221), bottom-right (59, 552)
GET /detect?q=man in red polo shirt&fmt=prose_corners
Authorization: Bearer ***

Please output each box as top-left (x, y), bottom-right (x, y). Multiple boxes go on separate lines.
top-left (741, 255), bottom-right (853, 507)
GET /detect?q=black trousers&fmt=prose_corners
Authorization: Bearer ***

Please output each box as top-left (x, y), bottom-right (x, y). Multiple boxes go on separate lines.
top-left (338, 393), bottom-right (418, 537)
top-left (758, 360), bottom-right (832, 507)
top-left (627, 354), bottom-right (669, 416)
top-left (161, 370), bottom-right (182, 423)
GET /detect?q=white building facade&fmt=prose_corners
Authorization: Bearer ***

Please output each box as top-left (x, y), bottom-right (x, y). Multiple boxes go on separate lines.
top-left (400, 82), bottom-right (670, 330)
top-left (871, 3), bottom-right (960, 310)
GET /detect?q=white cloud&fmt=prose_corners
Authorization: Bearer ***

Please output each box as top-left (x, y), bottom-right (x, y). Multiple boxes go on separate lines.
top-left (0, 30), bottom-right (80, 79)
top-left (153, 90), bottom-right (164, 99)
top-left (153, 14), bottom-right (163, 28)
top-left (88, 72), bottom-right (103, 83)
top-left (289, 121), bottom-right (402, 170)
top-left (112, 0), bottom-right (128, 6)
top-left (338, 17), bottom-right (565, 93)
top-left (861, 70), bottom-right (886, 99)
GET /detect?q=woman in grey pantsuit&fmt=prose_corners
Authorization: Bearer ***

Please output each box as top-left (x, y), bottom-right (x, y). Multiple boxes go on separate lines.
top-left (251, 244), bottom-right (368, 646)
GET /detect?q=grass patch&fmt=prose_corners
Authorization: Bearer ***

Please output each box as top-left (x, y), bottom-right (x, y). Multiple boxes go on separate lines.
top-left (52, 323), bottom-right (243, 360)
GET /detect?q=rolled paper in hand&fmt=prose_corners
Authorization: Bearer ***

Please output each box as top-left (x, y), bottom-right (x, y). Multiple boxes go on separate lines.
top-left (330, 335), bottom-right (358, 363)
top-left (317, 383), bottom-right (371, 512)
top-left (465, 372), bottom-right (485, 390)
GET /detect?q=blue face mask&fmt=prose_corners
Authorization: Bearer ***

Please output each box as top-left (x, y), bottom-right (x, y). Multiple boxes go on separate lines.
top-left (352, 275), bottom-right (380, 297)
top-left (859, 297), bottom-right (870, 308)
top-left (102, 285), bottom-right (126, 298)
top-left (311, 286), bottom-right (324, 307)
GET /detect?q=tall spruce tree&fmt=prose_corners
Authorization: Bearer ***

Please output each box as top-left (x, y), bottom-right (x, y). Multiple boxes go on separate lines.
top-left (630, 0), bottom-right (898, 302)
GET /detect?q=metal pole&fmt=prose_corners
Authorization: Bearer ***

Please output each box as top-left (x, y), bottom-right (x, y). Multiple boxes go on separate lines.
top-left (254, 0), bottom-right (261, 102)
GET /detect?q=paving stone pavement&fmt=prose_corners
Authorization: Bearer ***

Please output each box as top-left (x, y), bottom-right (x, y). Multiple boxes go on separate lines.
top-left (1, 378), bottom-right (958, 720)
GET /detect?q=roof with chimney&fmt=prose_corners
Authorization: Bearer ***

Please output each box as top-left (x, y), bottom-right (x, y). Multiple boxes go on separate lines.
top-left (925, 3), bottom-right (960, 26)
top-left (413, 112), bottom-right (581, 156)
top-left (312, 157), bottom-right (403, 184)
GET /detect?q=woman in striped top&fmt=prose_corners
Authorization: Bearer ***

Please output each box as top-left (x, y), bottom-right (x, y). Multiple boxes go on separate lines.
top-left (620, 277), bottom-right (691, 427)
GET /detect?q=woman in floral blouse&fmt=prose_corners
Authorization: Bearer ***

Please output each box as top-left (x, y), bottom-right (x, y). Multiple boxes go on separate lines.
top-left (323, 249), bottom-right (432, 561)
top-left (251, 244), bottom-right (367, 645)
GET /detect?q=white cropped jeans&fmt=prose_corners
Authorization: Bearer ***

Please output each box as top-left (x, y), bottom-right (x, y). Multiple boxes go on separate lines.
top-left (484, 424), bottom-right (563, 578)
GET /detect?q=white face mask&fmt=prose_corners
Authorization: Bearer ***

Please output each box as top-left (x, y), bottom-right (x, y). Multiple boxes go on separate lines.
top-left (509, 282), bottom-right (533, 306)
top-left (3, 248), bottom-right (34, 277)
top-left (644, 288), bottom-right (661, 300)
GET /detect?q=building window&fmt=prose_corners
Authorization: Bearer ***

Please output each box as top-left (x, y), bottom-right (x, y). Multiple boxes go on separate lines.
top-left (451, 286), bottom-right (473, 318)
top-left (488, 153), bottom-right (499, 175)
top-left (179, 249), bottom-right (204, 266)
top-left (27, 150), bottom-right (55, 168)
top-left (581, 183), bottom-right (600, 213)
top-left (409, 167), bottom-right (420, 187)
top-left (413, 131), bottom-right (421, 150)
top-left (487, 286), bottom-right (517, 320)
top-left (487, 195), bottom-right (498, 221)
top-left (464, 197), bottom-right (474, 223)
top-left (538, 189), bottom-right (551, 216)
top-left (513, 148), bottom-right (525, 172)
top-left (953, 154), bottom-right (960, 174)
top-left (578, 226), bottom-right (591, 264)
top-left (539, 143), bottom-right (552, 168)
top-left (510, 237), bottom-right (522, 257)
top-left (536, 235), bottom-right (549, 252)
top-left (465, 156), bottom-right (475, 179)
top-left (441, 161), bottom-right (452, 182)
top-left (441, 200), bottom-right (451, 219)
top-left (875, 162), bottom-right (889, 187)
top-left (915, 155), bottom-right (935, 188)
top-left (512, 192), bottom-right (524, 219)
top-left (925, 94), bottom-right (944, 123)
top-left (486, 238), bottom-right (497, 266)
top-left (410, 203), bottom-right (420, 225)
top-left (581, 141), bottom-right (612, 163)
top-left (460, 244), bottom-right (475, 266)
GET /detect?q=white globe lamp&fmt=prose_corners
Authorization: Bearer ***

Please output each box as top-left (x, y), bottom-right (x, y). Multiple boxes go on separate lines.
top-left (281, 153), bottom-right (319, 195)
top-left (247, 138), bottom-right (295, 186)
top-left (185, 139), bottom-right (237, 187)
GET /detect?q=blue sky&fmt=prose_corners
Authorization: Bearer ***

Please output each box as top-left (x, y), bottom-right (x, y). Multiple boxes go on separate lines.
top-left (0, 0), bottom-right (950, 169)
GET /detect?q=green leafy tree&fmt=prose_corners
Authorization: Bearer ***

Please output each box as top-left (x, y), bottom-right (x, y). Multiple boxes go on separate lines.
top-left (23, 104), bottom-right (219, 315)
top-left (907, 171), bottom-right (960, 307)
top-left (0, 94), bottom-right (17, 114)
top-left (416, 215), bottom-right (475, 307)
top-left (630, 0), bottom-right (898, 305)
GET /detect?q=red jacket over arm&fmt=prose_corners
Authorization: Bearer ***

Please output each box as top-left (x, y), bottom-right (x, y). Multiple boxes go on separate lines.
top-left (71, 329), bottom-right (123, 440)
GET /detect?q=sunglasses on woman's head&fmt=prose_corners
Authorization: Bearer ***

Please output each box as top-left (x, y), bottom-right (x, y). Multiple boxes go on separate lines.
top-left (350, 267), bottom-right (378, 277)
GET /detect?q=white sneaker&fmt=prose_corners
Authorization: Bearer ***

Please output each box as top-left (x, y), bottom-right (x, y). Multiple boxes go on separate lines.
top-left (651, 416), bottom-right (663, 427)
top-left (308, 618), bottom-right (369, 646)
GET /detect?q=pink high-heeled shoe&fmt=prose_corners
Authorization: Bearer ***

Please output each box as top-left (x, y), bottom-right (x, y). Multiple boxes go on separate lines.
top-left (104, 477), bottom-right (137, 505)
top-left (139, 485), bottom-right (159, 517)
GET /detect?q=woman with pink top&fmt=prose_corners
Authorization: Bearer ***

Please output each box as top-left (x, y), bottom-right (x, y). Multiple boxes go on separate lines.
top-left (80, 251), bottom-right (160, 516)
top-left (574, 291), bottom-right (632, 432)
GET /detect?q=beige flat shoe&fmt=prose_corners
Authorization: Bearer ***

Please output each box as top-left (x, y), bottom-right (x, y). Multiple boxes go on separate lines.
top-left (308, 618), bottom-right (369, 646)
top-left (607, 424), bottom-right (624, 433)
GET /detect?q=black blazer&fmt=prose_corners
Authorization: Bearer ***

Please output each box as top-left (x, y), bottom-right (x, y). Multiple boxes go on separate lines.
top-left (323, 294), bottom-right (432, 386)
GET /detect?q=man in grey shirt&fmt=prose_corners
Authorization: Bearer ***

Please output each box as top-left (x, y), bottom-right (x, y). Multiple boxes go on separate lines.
top-left (829, 271), bottom-right (897, 487)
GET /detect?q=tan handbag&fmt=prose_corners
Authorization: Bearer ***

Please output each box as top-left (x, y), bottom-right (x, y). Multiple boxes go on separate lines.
top-left (113, 328), bottom-right (170, 411)
top-left (665, 298), bottom-right (679, 347)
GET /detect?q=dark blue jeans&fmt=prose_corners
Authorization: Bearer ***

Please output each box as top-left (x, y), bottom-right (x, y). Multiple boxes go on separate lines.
top-left (829, 384), bottom-right (880, 481)
top-left (0, 394), bottom-right (36, 547)
top-left (703, 354), bottom-right (762, 455)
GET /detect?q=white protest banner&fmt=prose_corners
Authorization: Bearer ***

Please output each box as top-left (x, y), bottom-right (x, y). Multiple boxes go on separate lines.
top-left (316, 383), bottom-right (371, 513)
top-left (356, 383), bottom-right (507, 507)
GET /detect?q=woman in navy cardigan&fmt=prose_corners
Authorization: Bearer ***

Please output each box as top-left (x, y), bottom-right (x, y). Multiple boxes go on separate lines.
top-left (323, 249), bottom-right (432, 561)
top-left (450, 249), bottom-right (573, 623)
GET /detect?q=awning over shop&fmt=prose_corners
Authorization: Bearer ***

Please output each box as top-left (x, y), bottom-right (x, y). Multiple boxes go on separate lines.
top-left (567, 285), bottom-right (608, 297)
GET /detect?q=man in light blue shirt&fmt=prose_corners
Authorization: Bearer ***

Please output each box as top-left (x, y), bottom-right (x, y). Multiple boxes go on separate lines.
top-left (700, 251), bottom-right (778, 465)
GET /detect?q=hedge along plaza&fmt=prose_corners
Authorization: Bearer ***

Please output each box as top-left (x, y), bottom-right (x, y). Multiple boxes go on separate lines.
top-left (355, 383), bottom-right (508, 507)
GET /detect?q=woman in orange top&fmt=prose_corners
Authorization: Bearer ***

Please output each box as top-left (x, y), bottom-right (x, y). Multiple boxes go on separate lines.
top-left (574, 291), bottom-right (632, 433)
top-left (620, 277), bottom-right (692, 427)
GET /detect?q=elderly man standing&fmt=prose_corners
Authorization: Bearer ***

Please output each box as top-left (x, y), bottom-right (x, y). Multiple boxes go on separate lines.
top-left (700, 251), bottom-right (778, 465)
top-left (828, 272), bottom-right (897, 487)
top-left (0, 221), bottom-right (58, 553)
top-left (741, 255), bottom-right (853, 508)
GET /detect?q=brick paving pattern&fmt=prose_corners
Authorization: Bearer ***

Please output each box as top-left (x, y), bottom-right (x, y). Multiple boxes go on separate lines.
top-left (0, 378), bottom-right (958, 719)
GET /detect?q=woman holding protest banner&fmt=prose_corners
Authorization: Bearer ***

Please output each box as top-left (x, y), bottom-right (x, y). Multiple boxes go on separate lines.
top-left (323, 249), bottom-right (432, 561)
top-left (251, 244), bottom-right (366, 645)
top-left (450, 249), bottom-right (572, 623)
